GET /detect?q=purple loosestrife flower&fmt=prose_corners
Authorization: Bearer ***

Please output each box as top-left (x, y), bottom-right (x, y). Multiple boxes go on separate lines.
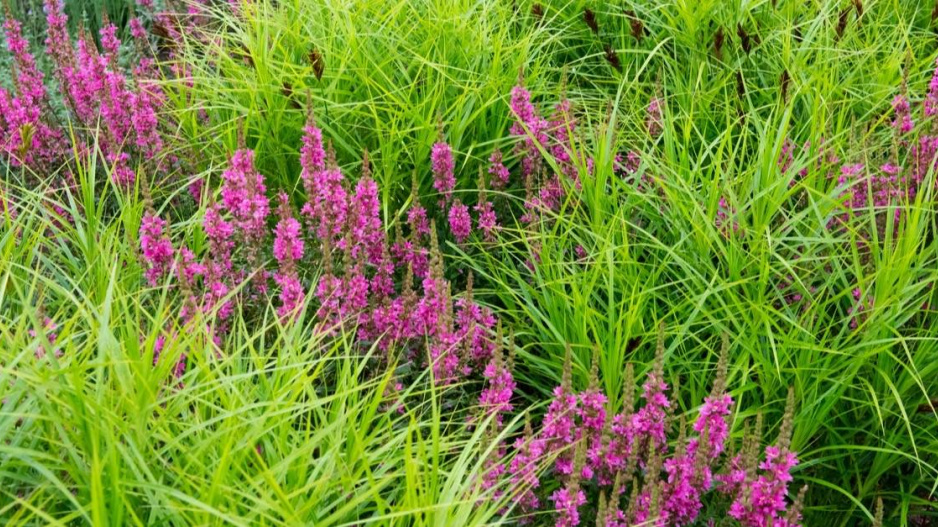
top-left (662, 344), bottom-right (732, 525)
top-left (578, 354), bottom-right (607, 481)
top-left (481, 437), bottom-right (507, 499)
top-left (716, 196), bottom-right (741, 237)
top-left (543, 349), bottom-right (580, 476)
top-left (911, 136), bottom-right (938, 188)
top-left (835, 160), bottom-right (913, 240)
top-left (837, 163), bottom-right (867, 208)
top-left (99, 27), bottom-right (134, 142)
top-left (695, 393), bottom-right (733, 458)
top-left (314, 271), bottom-right (343, 328)
top-left (430, 328), bottom-right (461, 384)
top-left (550, 442), bottom-right (587, 527)
top-left (892, 94), bottom-right (914, 135)
top-left (140, 212), bottom-right (174, 286)
top-left (474, 199), bottom-right (499, 241)
top-left (108, 152), bottom-right (136, 187)
top-left (926, 57), bottom-right (938, 117)
top-left (202, 201), bottom-right (235, 321)
top-left (473, 170), bottom-right (499, 241)
top-left (44, 0), bottom-right (72, 66)
top-left (66, 33), bottom-right (104, 124)
top-left (614, 150), bottom-right (641, 179)
top-left (550, 487), bottom-right (586, 527)
top-left (42, 7), bottom-right (168, 184)
top-left (414, 235), bottom-right (448, 337)
top-left (520, 172), bottom-right (542, 225)
top-left (448, 200), bottom-right (472, 243)
top-left (418, 232), bottom-right (463, 383)
top-left (348, 172), bottom-right (386, 266)
top-left (538, 175), bottom-right (565, 212)
top-left (777, 138), bottom-right (796, 175)
top-left (0, 13), bottom-right (63, 167)
top-left (848, 287), bottom-right (873, 329)
top-left (130, 94), bottom-right (162, 161)
top-left (722, 390), bottom-right (801, 527)
top-left (431, 140), bottom-right (456, 204)
top-left (630, 324), bottom-right (672, 468)
top-left (275, 275), bottom-right (305, 319)
top-left (301, 134), bottom-right (347, 247)
top-left (304, 164), bottom-right (348, 246)
top-left (371, 244), bottom-right (396, 300)
top-left (633, 369), bottom-right (670, 452)
top-left (647, 97), bottom-right (663, 138)
top-left (662, 445), bottom-right (701, 525)
top-left (29, 317), bottom-right (60, 359)
top-left (221, 149), bottom-right (270, 247)
top-left (547, 99), bottom-right (580, 180)
top-left (177, 246), bottom-right (205, 285)
top-left (509, 418), bottom-right (546, 521)
top-left (407, 205), bottom-right (431, 239)
top-left (509, 82), bottom-right (549, 177)
top-left (397, 178), bottom-right (432, 280)
top-left (392, 235), bottom-right (430, 280)
top-left (479, 332), bottom-right (515, 425)
top-left (130, 18), bottom-right (147, 41)
top-left (300, 116), bottom-right (326, 174)
top-left (598, 490), bottom-right (627, 527)
top-left (100, 23), bottom-right (121, 59)
top-left (727, 446), bottom-right (799, 526)
top-left (371, 295), bottom-right (404, 345)
top-left (488, 149), bottom-right (510, 189)
top-left (607, 364), bottom-right (638, 474)
top-left (273, 193), bottom-right (305, 318)
top-left (2, 17), bottom-right (44, 108)
top-left (509, 84), bottom-right (543, 134)
top-left (454, 275), bottom-right (497, 366)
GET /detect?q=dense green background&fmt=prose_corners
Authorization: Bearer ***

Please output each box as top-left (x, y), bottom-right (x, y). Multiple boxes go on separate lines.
top-left (2, 0), bottom-right (937, 524)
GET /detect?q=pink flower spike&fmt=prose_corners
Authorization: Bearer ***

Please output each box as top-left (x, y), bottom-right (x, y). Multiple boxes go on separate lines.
top-left (431, 141), bottom-right (456, 203)
top-left (448, 200), bottom-right (472, 243)
top-left (139, 212), bottom-right (174, 286)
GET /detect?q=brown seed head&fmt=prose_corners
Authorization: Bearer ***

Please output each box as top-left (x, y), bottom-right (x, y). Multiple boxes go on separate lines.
top-left (583, 8), bottom-right (599, 34)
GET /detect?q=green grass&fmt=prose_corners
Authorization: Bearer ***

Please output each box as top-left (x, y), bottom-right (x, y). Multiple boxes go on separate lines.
top-left (169, 0), bottom-right (570, 207)
top-left (2, 0), bottom-right (938, 524)
top-left (170, 0), bottom-right (938, 520)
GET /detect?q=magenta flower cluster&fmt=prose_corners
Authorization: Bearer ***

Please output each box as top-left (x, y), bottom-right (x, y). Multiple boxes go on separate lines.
top-left (137, 111), bottom-right (505, 390)
top-left (1, 0), bottom-right (170, 187)
top-left (431, 128), bottom-right (502, 245)
top-left (0, 11), bottom-right (64, 168)
top-left (488, 331), bottom-right (804, 527)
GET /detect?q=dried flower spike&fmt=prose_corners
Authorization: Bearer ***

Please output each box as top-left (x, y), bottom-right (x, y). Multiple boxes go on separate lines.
top-left (714, 26), bottom-right (725, 61)
top-left (583, 8), bottom-right (599, 34)
top-left (737, 23), bottom-right (751, 54)
top-left (624, 10), bottom-right (644, 42)
top-left (836, 7), bottom-right (851, 39)
top-left (780, 69), bottom-right (791, 102)
top-left (308, 47), bottom-right (325, 80)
